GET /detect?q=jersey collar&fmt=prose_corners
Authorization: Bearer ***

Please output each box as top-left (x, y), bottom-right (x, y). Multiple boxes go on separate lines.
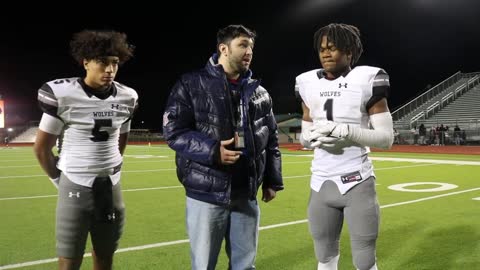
top-left (78, 78), bottom-right (117, 99)
top-left (316, 68), bottom-right (351, 80)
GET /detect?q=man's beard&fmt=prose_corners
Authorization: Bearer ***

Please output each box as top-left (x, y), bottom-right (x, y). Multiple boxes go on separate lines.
top-left (230, 57), bottom-right (248, 74)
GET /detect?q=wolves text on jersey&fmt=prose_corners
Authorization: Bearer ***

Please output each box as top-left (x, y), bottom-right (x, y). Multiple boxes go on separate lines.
top-left (319, 91), bottom-right (341, 97)
top-left (92, 111), bottom-right (115, 117)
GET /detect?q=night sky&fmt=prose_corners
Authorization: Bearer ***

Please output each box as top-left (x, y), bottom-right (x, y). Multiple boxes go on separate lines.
top-left (1, 0), bottom-right (479, 130)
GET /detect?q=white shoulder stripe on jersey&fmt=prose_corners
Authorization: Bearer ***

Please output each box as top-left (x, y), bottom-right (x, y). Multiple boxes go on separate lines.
top-left (372, 80), bottom-right (390, 87)
top-left (38, 91), bottom-right (58, 107)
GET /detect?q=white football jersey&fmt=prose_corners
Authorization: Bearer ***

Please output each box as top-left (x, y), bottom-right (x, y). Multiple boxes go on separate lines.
top-left (38, 77), bottom-right (138, 187)
top-left (296, 66), bottom-right (388, 194)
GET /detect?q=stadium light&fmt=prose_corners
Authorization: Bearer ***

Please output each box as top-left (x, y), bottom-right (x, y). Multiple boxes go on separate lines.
top-left (7, 128), bottom-right (13, 132)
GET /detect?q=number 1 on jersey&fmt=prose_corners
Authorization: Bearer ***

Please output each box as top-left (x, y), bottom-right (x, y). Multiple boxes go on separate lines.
top-left (324, 99), bottom-right (333, 121)
top-left (91, 119), bottom-right (112, 142)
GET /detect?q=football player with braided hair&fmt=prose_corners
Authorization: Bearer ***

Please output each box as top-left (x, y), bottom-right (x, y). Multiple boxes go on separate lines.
top-left (34, 30), bottom-right (138, 270)
top-left (295, 23), bottom-right (393, 270)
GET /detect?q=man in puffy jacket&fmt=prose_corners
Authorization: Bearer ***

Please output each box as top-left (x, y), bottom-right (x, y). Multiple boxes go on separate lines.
top-left (163, 24), bottom-right (283, 270)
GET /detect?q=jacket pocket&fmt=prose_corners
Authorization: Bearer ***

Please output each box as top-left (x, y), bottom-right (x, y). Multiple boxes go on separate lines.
top-left (184, 161), bottom-right (229, 193)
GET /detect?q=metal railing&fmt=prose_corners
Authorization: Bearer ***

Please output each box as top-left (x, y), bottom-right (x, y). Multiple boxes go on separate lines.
top-left (394, 74), bottom-right (480, 128)
top-left (391, 71), bottom-right (461, 121)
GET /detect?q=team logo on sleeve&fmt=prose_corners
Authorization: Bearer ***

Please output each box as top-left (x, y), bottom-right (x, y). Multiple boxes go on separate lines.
top-left (338, 83), bottom-right (348, 88)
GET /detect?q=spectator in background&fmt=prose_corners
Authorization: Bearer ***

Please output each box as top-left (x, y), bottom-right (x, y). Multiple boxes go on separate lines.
top-left (394, 128), bottom-right (400, 144)
top-left (418, 124), bottom-right (426, 145)
top-left (438, 124), bottom-right (446, 145)
top-left (430, 125), bottom-right (439, 145)
top-left (411, 125), bottom-right (419, 145)
top-left (453, 125), bottom-right (461, 145)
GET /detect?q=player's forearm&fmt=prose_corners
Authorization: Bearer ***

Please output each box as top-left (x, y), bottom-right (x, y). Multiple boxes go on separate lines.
top-left (347, 127), bottom-right (393, 149)
top-left (33, 148), bottom-right (60, 179)
top-left (347, 112), bottom-right (394, 149)
top-left (118, 132), bottom-right (129, 155)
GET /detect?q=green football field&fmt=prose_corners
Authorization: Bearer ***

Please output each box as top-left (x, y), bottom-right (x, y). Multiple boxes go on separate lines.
top-left (0, 145), bottom-right (479, 269)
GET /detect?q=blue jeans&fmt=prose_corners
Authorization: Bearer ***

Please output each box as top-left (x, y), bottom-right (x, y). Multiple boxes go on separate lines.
top-left (186, 196), bottom-right (260, 270)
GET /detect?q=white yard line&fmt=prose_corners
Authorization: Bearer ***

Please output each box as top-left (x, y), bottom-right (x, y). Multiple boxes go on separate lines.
top-left (0, 159), bottom-right (300, 169)
top-left (369, 157), bottom-right (480, 165)
top-left (2, 156), bottom-right (470, 180)
top-left (375, 163), bottom-right (438, 170)
top-left (0, 194), bottom-right (58, 201)
top-left (0, 168), bottom-right (176, 179)
top-left (0, 159), bottom-right (38, 163)
top-left (0, 175), bottom-right (313, 201)
top-left (0, 186), bottom-right (185, 201)
top-left (381, 187), bottom-right (480, 208)
top-left (0, 161), bottom-right (465, 199)
top-left (122, 186), bottom-right (183, 192)
top-left (0, 165), bottom-right (40, 168)
top-left (2, 186), bottom-right (479, 269)
top-left (0, 160), bottom-right (176, 168)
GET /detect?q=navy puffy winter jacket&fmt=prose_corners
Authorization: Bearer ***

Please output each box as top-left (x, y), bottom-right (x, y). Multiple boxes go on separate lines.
top-left (163, 55), bottom-right (283, 205)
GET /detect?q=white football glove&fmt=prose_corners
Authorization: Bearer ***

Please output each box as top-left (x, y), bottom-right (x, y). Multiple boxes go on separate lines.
top-left (310, 136), bottom-right (340, 148)
top-left (308, 121), bottom-right (332, 141)
top-left (308, 121), bottom-right (342, 148)
top-left (313, 121), bottom-right (349, 139)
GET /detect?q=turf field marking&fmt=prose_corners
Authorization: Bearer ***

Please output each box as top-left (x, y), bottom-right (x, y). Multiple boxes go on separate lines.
top-left (0, 174), bottom-right (46, 179)
top-left (123, 155), bottom-right (169, 158)
top-left (122, 186), bottom-right (183, 192)
top-left (128, 145), bottom-right (170, 149)
top-left (2, 186), bottom-right (479, 270)
top-left (0, 194), bottom-right (58, 201)
top-left (0, 186), bottom-right (184, 201)
top-left (388, 182), bottom-right (458, 192)
top-left (283, 154), bottom-right (480, 166)
top-left (0, 162), bottom-right (438, 180)
top-left (125, 160), bottom-right (175, 164)
top-left (0, 160), bottom-right (311, 169)
top-left (375, 163), bottom-right (438, 170)
top-left (381, 187), bottom-right (480, 208)
top-left (0, 159), bottom-right (38, 163)
top-left (0, 165), bottom-right (40, 168)
top-left (0, 163), bottom-right (452, 199)
top-left (0, 168), bottom-right (176, 179)
top-left (0, 175), bottom-right (312, 201)
top-left (370, 157), bottom-right (480, 165)
top-left (0, 160), bottom-right (175, 168)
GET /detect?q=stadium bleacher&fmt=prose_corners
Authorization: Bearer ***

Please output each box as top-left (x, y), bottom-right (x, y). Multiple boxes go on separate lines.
top-left (10, 126), bottom-right (38, 143)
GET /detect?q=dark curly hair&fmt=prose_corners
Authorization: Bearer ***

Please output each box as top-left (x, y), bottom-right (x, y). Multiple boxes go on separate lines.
top-left (216, 25), bottom-right (256, 55)
top-left (313, 23), bottom-right (363, 66)
top-left (70, 30), bottom-right (134, 66)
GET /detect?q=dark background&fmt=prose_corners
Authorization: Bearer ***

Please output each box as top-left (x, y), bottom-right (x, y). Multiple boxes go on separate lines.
top-left (1, 0), bottom-right (479, 130)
